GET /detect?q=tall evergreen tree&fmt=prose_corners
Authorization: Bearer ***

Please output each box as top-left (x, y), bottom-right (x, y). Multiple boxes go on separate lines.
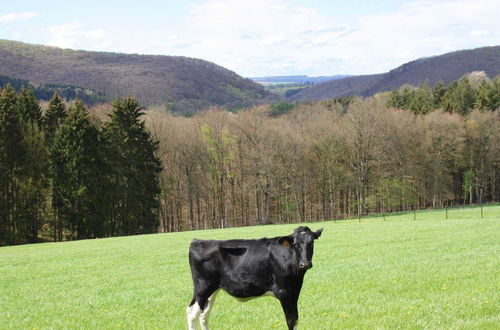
top-left (52, 100), bottom-right (101, 239)
top-left (409, 82), bottom-right (434, 114)
top-left (103, 97), bottom-right (161, 235)
top-left (17, 87), bottom-right (42, 124)
top-left (443, 77), bottom-right (477, 115)
top-left (44, 93), bottom-right (67, 240)
top-left (432, 82), bottom-right (446, 109)
top-left (16, 87), bottom-right (48, 242)
top-left (0, 85), bottom-right (25, 244)
top-left (43, 93), bottom-right (66, 144)
top-left (476, 78), bottom-right (500, 111)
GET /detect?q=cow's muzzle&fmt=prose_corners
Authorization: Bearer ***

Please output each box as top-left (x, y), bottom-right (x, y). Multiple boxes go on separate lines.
top-left (299, 262), bottom-right (312, 270)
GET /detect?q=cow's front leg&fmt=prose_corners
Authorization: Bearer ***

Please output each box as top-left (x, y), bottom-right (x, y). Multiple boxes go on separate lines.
top-left (279, 296), bottom-right (299, 330)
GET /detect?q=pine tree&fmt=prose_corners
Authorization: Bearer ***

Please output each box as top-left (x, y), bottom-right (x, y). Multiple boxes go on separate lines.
top-left (455, 77), bottom-right (477, 115)
top-left (0, 85), bottom-right (25, 244)
top-left (52, 100), bottom-right (101, 239)
top-left (409, 82), bottom-right (434, 114)
top-left (443, 77), bottom-right (477, 115)
top-left (43, 93), bottom-right (66, 144)
top-left (442, 81), bottom-right (459, 113)
top-left (17, 87), bottom-right (42, 124)
top-left (432, 82), bottom-right (446, 109)
top-left (16, 86), bottom-right (48, 242)
top-left (103, 97), bottom-right (161, 235)
top-left (44, 93), bottom-right (67, 240)
top-left (476, 78), bottom-right (500, 111)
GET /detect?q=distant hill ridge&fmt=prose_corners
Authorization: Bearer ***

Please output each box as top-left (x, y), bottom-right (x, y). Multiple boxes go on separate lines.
top-left (289, 45), bottom-right (500, 101)
top-left (0, 39), bottom-right (277, 113)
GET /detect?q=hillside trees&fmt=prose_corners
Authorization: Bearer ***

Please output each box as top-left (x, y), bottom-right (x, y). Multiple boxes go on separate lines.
top-left (387, 74), bottom-right (499, 114)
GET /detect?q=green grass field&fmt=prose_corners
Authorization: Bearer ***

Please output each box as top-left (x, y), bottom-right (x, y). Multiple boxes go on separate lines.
top-left (1, 205), bottom-right (499, 329)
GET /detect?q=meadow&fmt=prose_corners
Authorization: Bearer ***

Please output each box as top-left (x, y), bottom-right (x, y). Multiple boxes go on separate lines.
top-left (1, 205), bottom-right (499, 329)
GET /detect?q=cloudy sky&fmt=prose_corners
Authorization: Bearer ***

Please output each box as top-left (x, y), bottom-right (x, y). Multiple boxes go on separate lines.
top-left (1, 0), bottom-right (499, 77)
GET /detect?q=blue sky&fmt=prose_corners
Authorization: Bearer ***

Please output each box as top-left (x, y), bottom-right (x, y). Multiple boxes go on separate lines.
top-left (1, 0), bottom-right (499, 77)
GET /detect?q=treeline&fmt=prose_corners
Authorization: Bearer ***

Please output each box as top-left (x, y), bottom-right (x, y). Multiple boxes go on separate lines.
top-left (0, 85), bottom-right (160, 245)
top-left (2, 77), bottom-right (499, 245)
top-left (387, 73), bottom-right (500, 115)
top-left (147, 96), bottom-right (499, 232)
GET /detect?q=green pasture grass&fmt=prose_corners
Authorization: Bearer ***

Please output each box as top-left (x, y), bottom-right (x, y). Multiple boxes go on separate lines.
top-left (1, 205), bottom-right (499, 329)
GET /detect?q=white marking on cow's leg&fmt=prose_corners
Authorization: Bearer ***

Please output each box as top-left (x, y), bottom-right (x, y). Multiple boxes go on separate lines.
top-left (293, 319), bottom-right (298, 330)
top-left (199, 290), bottom-right (220, 330)
top-left (186, 302), bottom-right (202, 330)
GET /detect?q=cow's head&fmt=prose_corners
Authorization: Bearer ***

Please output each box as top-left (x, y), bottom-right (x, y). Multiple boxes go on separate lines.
top-left (280, 226), bottom-right (323, 272)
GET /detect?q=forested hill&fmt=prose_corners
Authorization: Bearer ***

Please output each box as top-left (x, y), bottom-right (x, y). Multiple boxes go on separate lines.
top-left (290, 45), bottom-right (500, 101)
top-left (0, 39), bottom-right (278, 113)
top-left (0, 74), bottom-right (110, 105)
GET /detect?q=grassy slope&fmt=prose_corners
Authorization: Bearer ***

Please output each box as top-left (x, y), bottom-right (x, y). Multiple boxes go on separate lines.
top-left (0, 205), bottom-right (498, 329)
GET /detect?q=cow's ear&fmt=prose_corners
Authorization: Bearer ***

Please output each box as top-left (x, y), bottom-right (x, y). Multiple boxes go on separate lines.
top-left (313, 228), bottom-right (323, 239)
top-left (278, 236), bottom-right (293, 247)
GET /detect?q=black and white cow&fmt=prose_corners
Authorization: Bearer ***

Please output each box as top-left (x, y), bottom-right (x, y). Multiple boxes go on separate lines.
top-left (186, 226), bottom-right (323, 330)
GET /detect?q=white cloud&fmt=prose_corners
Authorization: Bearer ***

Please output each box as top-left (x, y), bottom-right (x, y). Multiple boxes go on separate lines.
top-left (46, 23), bottom-right (114, 50)
top-left (0, 12), bottom-right (39, 24)
top-left (8, 0), bottom-right (499, 77)
top-left (258, 34), bottom-right (285, 46)
top-left (339, 0), bottom-right (500, 74)
top-left (170, 0), bottom-right (500, 76)
top-left (177, 0), bottom-right (346, 75)
top-left (470, 29), bottom-right (489, 36)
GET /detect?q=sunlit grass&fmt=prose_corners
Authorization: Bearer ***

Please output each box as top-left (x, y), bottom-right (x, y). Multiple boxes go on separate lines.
top-left (1, 205), bottom-right (499, 329)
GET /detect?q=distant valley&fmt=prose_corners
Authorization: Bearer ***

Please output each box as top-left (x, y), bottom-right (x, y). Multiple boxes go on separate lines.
top-left (250, 75), bottom-right (351, 85)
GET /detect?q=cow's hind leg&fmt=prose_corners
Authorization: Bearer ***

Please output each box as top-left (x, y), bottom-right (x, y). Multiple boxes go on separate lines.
top-left (187, 284), bottom-right (218, 330)
top-left (186, 296), bottom-right (202, 330)
top-left (199, 289), bottom-right (220, 330)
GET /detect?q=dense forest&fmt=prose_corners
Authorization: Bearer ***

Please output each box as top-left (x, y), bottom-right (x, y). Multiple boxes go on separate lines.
top-left (0, 72), bottom-right (499, 245)
top-left (149, 74), bottom-right (499, 233)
